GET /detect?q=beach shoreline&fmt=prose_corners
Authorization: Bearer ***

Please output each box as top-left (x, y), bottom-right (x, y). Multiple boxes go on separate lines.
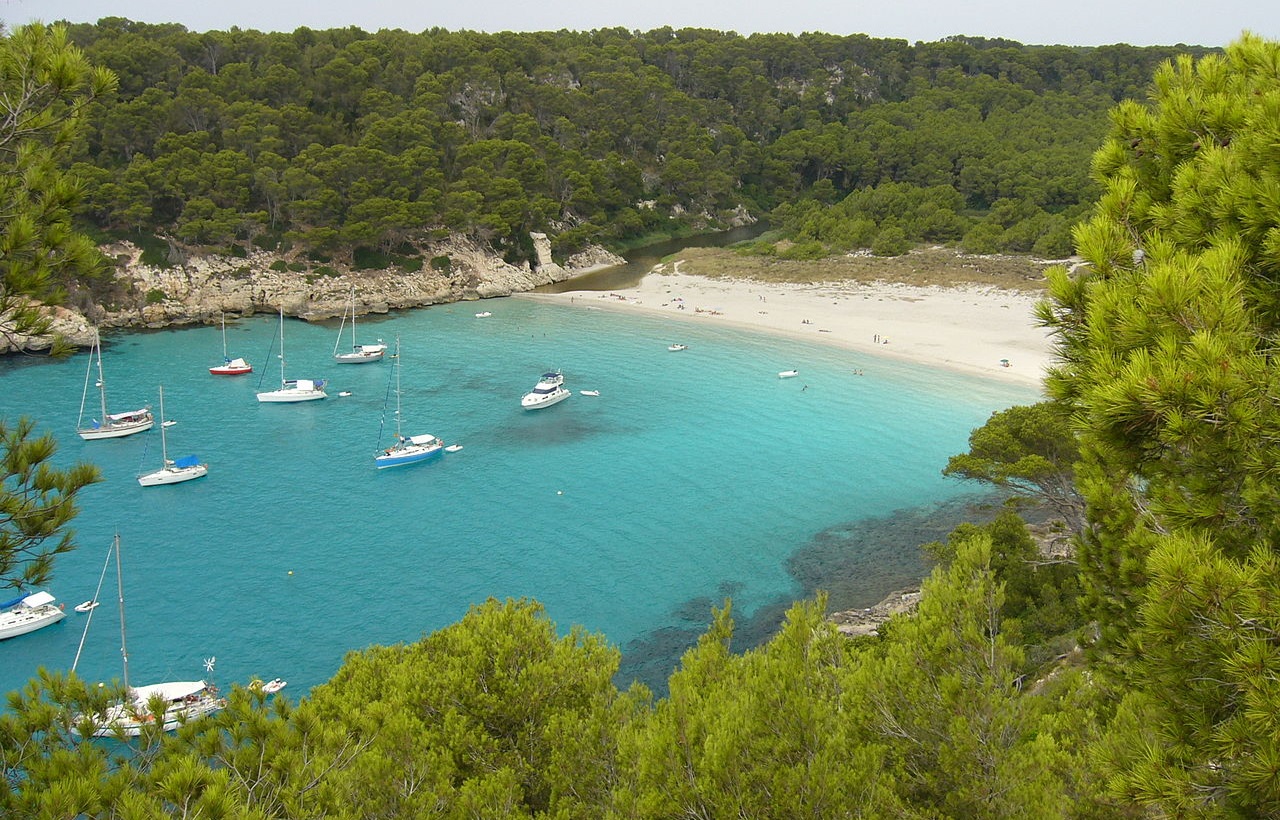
top-left (517, 266), bottom-right (1053, 390)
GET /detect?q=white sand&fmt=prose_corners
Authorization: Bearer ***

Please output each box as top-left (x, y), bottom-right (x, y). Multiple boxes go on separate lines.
top-left (517, 263), bottom-right (1053, 390)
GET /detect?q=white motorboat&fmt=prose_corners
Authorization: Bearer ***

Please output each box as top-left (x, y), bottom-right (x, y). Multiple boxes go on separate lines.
top-left (521, 371), bottom-right (571, 410)
top-left (778, 369), bottom-right (799, 379)
top-left (74, 600), bottom-right (99, 613)
top-left (209, 313), bottom-right (252, 375)
top-left (333, 286), bottom-right (386, 364)
top-left (257, 307), bottom-right (328, 403)
top-left (250, 677), bottom-right (287, 695)
top-left (76, 329), bottom-right (153, 440)
top-left (0, 590), bottom-right (66, 640)
top-left (138, 385), bottom-right (208, 487)
top-left (579, 390), bottom-right (600, 397)
top-left (444, 444), bottom-right (463, 453)
top-left (475, 311), bottom-right (492, 318)
top-left (71, 536), bottom-right (226, 737)
top-left (668, 344), bottom-right (688, 352)
top-left (374, 338), bottom-right (445, 469)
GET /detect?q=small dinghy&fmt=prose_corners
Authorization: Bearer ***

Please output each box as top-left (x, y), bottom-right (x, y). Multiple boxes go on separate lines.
top-left (668, 344), bottom-right (687, 351)
top-left (74, 600), bottom-right (99, 613)
top-left (338, 391), bottom-right (353, 397)
top-left (778, 369), bottom-right (799, 379)
top-left (444, 444), bottom-right (463, 453)
top-left (475, 311), bottom-right (492, 318)
top-left (579, 390), bottom-right (600, 396)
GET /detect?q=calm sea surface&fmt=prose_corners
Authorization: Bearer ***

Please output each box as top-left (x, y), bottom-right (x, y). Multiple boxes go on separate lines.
top-left (0, 298), bottom-right (1038, 698)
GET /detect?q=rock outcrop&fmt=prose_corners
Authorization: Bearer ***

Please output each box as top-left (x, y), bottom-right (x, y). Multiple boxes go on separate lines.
top-left (828, 589), bottom-right (922, 638)
top-left (1, 234), bottom-right (625, 353)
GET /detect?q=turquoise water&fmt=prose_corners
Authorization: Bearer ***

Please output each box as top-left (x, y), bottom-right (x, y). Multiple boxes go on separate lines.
top-left (0, 298), bottom-right (1038, 698)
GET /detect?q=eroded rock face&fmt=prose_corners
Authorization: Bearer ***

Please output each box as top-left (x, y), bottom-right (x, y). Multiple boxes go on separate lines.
top-left (4, 234), bottom-right (625, 353)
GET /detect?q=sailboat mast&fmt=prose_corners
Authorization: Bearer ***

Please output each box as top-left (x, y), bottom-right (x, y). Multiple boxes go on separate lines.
top-left (158, 385), bottom-right (168, 463)
top-left (278, 307), bottom-right (287, 388)
top-left (113, 534), bottom-right (129, 691)
top-left (96, 331), bottom-right (109, 423)
top-left (394, 338), bottom-right (403, 438)
top-left (350, 286), bottom-right (358, 351)
top-left (221, 314), bottom-right (229, 362)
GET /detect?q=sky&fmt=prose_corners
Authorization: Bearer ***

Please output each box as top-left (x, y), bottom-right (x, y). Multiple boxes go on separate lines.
top-left (3, 0), bottom-right (1278, 48)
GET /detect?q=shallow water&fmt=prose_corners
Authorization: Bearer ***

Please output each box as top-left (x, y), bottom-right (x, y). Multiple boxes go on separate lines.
top-left (0, 298), bottom-right (1037, 698)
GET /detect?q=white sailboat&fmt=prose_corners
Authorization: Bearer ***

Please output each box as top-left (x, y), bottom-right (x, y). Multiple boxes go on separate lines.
top-left (374, 338), bottom-right (444, 469)
top-left (77, 330), bottom-right (154, 440)
top-left (209, 313), bottom-right (252, 375)
top-left (137, 385), bottom-right (208, 486)
top-left (71, 535), bottom-right (225, 737)
top-left (0, 590), bottom-right (66, 640)
top-left (256, 307), bottom-right (327, 403)
top-left (333, 286), bottom-right (386, 363)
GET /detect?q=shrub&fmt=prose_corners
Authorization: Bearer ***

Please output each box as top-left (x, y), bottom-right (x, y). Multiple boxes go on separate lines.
top-left (145, 289), bottom-right (166, 304)
top-left (269, 260), bottom-right (289, 271)
top-left (430, 255), bottom-right (452, 273)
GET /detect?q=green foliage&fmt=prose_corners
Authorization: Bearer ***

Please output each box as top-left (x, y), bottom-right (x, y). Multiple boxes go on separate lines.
top-left (55, 22), bottom-right (1198, 263)
top-left (268, 259), bottom-right (288, 271)
top-left (144, 288), bottom-right (165, 304)
top-left (1037, 33), bottom-right (1280, 815)
top-left (0, 23), bottom-right (117, 353)
top-left (0, 417), bottom-right (101, 589)
top-left (944, 401), bottom-right (1085, 533)
top-left (430, 255), bottom-right (452, 273)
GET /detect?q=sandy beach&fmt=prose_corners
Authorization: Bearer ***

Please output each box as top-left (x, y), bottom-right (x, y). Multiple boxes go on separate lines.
top-left (518, 262), bottom-right (1054, 390)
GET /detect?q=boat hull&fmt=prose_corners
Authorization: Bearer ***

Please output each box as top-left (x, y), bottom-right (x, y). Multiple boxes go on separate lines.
top-left (521, 388), bottom-right (570, 409)
top-left (334, 350), bottom-right (385, 364)
top-left (78, 417), bottom-right (154, 440)
top-left (138, 464), bottom-right (208, 487)
top-left (375, 438), bottom-right (444, 469)
top-left (209, 363), bottom-right (252, 375)
top-left (81, 691), bottom-right (226, 737)
top-left (0, 605), bottom-right (66, 640)
top-left (257, 388), bottom-right (327, 403)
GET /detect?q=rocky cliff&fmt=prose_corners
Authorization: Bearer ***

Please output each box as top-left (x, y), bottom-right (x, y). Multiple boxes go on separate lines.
top-left (2, 235), bottom-right (624, 353)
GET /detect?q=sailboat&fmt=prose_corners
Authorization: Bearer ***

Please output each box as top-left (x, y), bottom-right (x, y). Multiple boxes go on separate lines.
top-left (77, 329), bottom-right (154, 440)
top-left (374, 338), bottom-right (444, 469)
top-left (137, 385), bottom-right (208, 486)
top-left (256, 307), bottom-right (327, 403)
top-left (71, 535), bottom-right (225, 737)
top-left (208, 313), bottom-right (252, 375)
top-left (333, 286), bottom-right (386, 364)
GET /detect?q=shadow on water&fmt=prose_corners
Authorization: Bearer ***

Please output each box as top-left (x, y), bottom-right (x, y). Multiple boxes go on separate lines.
top-left (535, 224), bottom-right (768, 293)
top-left (615, 492), bottom-right (1013, 696)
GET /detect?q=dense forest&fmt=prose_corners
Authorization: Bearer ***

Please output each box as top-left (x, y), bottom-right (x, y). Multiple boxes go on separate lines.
top-left (6, 19), bottom-right (1280, 818)
top-left (49, 20), bottom-right (1211, 267)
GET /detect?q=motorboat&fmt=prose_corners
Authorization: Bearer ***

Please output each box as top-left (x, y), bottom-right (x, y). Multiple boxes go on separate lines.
top-left (521, 371), bottom-right (571, 410)
top-left (250, 677), bottom-right (287, 695)
top-left (74, 600), bottom-right (100, 613)
top-left (0, 590), bottom-right (66, 640)
top-left (668, 344), bottom-right (688, 351)
top-left (778, 369), bottom-right (799, 379)
top-left (76, 330), bottom-right (153, 440)
top-left (579, 390), bottom-right (600, 396)
top-left (209, 314), bottom-right (252, 375)
top-left (444, 444), bottom-right (463, 453)
top-left (333, 286), bottom-right (386, 364)
top-left (374, 338), bottom-right (445, 469)
top-left (138, 385), bottom-right (208, 487)
top-left (257, 307), bottom-right (328, 403)
top-left (475, 311), bottom-right (492, 318)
